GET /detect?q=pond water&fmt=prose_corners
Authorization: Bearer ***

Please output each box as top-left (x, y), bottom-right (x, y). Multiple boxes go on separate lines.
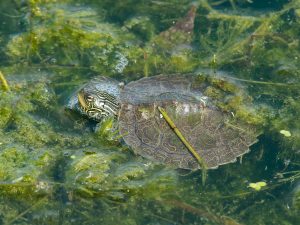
top-left (0, 0), bottom-right (299, 224)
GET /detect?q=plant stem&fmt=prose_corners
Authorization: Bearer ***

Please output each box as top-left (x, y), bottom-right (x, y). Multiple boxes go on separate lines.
top-left (157, 106), bottom-right (207, 184)
top-left (0, 71), bottom-right (10, 91)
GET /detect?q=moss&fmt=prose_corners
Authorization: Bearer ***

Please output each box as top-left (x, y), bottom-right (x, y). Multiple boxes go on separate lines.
top-left (6, 4), bottom-right (137, 75)
top-left (30, 82), bottom-right (55, 109)
top-left (194, 73), bottom-right (267, 127)
top-left (209, 77), bottom-right (239, 93)
top-left (86, 0), bottom-right (192, 31)
top-left (70, 152), bottom-right (112, 185)
top-left (0, 147), bottom-right (27, 180)
top-left (65, 147), bottom-right (177, 200)
top-left (169, 55), bottom-right (196, 73)
top-left (235, 107), bottom-right (266, 125)
top-left (0, 145), bottom-right (55, 199)
top-left (204, 86), bottom-right (224, 99)
top-left (114, 163), bottom-right (147, 183)
top-left (123, 16), bottom-right (156, 41)
top-left (94, 116), bottom-right (121, 145)
top-left (0, 105), bottom-right (12, 129)
top-left (152, 31), bottom-right (192, 51)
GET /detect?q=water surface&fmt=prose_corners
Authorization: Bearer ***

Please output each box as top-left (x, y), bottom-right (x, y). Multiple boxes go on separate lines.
top-left (0, 0), bottom-right (299, 224)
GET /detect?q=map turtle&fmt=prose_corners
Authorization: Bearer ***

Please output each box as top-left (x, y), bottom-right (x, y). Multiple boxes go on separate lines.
top-left (67, 73), bottom-right (258, 170)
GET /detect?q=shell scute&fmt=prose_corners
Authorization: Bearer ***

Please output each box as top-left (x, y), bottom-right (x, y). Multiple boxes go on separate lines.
top-left (118, 74), bottom-right (258, 170)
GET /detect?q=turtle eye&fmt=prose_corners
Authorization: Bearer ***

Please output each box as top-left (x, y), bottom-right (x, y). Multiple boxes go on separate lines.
top-left (86, 95), bottom-right (94, 102)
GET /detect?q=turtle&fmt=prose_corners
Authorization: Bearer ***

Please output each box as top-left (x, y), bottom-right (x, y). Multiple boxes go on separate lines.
top-left (67, 73), bottom-right (258, 170)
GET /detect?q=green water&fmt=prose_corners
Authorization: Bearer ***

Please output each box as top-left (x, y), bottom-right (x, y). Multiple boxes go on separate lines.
top-left (0, 0), bottom-right (299, 224)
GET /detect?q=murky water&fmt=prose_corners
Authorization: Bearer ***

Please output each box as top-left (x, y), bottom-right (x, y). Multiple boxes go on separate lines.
top-left (0, 0), bottom-right (299, 224)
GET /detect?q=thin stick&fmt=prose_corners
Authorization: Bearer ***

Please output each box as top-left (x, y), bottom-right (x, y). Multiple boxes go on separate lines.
top-left (7, 196), bottom-right (47, 224)
top-left (157, 106), bottom-right (207, 184)
top-left (162, 199), bottom-right (243, 225)
top-left (227, 76), bottom-right (300, 87)
top-left (0, 71), bottom-right (10, 91)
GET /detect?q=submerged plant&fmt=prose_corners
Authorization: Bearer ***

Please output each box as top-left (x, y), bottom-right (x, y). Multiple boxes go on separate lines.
top-left (5, 2), bottom-right (138, 76)
top-left (0, 0), bottom-right (299, 224)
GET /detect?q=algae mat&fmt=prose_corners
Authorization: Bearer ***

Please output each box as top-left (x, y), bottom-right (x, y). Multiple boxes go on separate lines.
top-left (0, 0), bottom-right (299, 224)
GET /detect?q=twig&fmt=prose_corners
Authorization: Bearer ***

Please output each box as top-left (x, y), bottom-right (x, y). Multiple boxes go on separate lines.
top-left (7, 196), bottom-right (47, 224)
top-left (157, 106), bottom-right (207, 184)
top-left (0, 71), bottom-right (10, 91)
top-left (162, 199), bottom-right (243, 225)
top-left (227, 76), bottom-right (300, 87)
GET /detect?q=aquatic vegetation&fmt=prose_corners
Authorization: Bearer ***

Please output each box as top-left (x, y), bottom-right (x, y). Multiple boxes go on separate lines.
top-left (280, 130), bottom-right (292, 137)
top-left (248, 181), bottom-right (267, 191)
top-left (85, 0), bottom-right (193, 31)
top-left (193, 0), bottom-right (300, 165)
top-left (5, 2), bottom-right (137, 76)
top-left (196, 0), bottom-right (300, 79)
top-left (194, 73), bottom-right (267, 127)
top-left (65, 147), bottom-right (177, 201)
top-left (0, 71), bottom-right (10, 91)
top-left (0, 144), bottom-right (54, 198)
top-left (0, 70), bottom-right (179, 222)
top-left (123, 16), bottom-right (156, 41)
top-left (0, 0), bottom-right (299, 224)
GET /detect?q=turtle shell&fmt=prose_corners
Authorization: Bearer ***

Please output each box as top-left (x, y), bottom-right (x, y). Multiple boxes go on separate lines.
top-left (118, 74), bottom-right (258, 170)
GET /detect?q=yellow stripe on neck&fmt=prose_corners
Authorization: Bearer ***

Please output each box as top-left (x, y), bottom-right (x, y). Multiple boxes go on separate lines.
top-left (78, 91), bottom-right (88, 110)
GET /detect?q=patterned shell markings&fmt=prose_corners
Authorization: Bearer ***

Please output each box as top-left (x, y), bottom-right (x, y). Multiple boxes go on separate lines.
top-left (118, 74), bottom-right (258, 170)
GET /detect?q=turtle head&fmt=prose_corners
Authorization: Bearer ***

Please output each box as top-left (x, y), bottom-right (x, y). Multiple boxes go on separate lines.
top-left (77, 88), bottom-right (120, 121)
top-left (66, 76), bottom-right (122, 122)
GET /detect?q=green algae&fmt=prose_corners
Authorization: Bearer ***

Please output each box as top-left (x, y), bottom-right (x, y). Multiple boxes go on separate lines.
top-left (123, 16), bottom-right (156, 41)
top-left (0, 0), bottom-right (299, 224)
top-left (194, 72), bottom-right (267, 127)
top-left (65, 148), bottom-right (177, 201)
top-left (5, 2), bottom-right (137, 76)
